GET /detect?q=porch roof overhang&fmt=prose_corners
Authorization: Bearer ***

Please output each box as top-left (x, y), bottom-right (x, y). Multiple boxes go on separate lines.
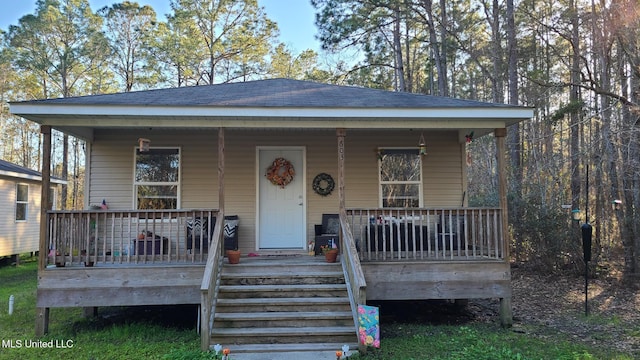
top-left (9, 78), bottom-right (534, 141)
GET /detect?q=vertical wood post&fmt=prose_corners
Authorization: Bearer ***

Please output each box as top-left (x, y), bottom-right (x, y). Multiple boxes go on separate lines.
top-left (218, 128), bottom-right (225, 214)
top-left (36, 125), bottom-right (52, 336)
top-left (495, 128), bottom-right (510, 261)
top-left (495, 127), bottom-right (513, 327)
top-left (39, 126), bottom-right (52, 270)
top-left (337, 129), bottom-right (346, 212)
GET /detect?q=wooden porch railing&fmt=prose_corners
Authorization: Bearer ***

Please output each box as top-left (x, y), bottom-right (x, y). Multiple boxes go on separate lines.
top-left (338, 209), bottom-right (367, 352)
top-left (200, 210), bottom-right (225, 350)
top-left (345, 208), bottom-right (505, 261)
top-left (45, 209), bottom-right (218, 267)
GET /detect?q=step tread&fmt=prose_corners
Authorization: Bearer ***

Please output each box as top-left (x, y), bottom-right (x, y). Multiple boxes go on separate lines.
top-left (219, 284), bottom-right (347, 292)
top-left (213, 326), bottom-right (355, 336)
top-left (223, 261), bottom-right (340, 268)
top-left (215, 311), bottom-right (353, 320)
top-left (211, 342), bottom-right (359, 353)
top-left (224, 260), bottom-right (340, 266)
top-left (221, 271), bottom-right (344, 278)
top-left (217, 297), bottom-right (350, 305)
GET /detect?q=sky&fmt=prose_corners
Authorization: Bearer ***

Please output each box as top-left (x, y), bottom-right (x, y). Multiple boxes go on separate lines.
top-left (0, 0), bottom-right (321, 52)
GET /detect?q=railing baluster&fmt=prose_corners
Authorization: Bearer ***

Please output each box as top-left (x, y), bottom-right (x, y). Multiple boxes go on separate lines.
top-left (496, 209), bottom-right (500, 258)
top-left (484, 210), bottom-right (488, 256)
top-left (395, 209), bottom-right (401, 260)
top-left (364, 210), bottom-right (370, 261)
top-left (114, 213), bottom-right (122, 264)
top-left (455, 209), bottom-right (460, 258)
top-left (426, 210), bottom-right (431, 258)
top-left (410, 209), bottom-right (416, 259)
top-left (127, 212), bottom-right (133, 263)
top-left (200, 210), bottom-right (205, 263)
top-left (462, 209), bottom-right (468, 258)
top-left (472, 209), bottom-right (477, 257)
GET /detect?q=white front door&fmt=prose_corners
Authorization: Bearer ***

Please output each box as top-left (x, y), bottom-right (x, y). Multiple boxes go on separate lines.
top-left (257, 147), bottom-right (306, 249)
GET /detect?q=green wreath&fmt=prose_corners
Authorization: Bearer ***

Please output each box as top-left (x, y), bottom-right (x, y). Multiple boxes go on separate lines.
top-left (312, 173), bottom-right (335, 196)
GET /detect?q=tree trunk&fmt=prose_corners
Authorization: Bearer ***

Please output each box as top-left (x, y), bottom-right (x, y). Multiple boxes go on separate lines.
top-left (393, 6), bottom-right (406, 92)
top-left (422, 0), bottom-right (447, 96)
top-left (628, 46), bottom-right (640, 276)
top-left (618, 41), bottom-right (635, 275)
top-left (506, 0), bottom-right (523, 260)
top-left (569, 0), bottom-right (581, 217)
top-left (491, 0), bottom-right (504, 104)
top-left (61, 134), bottom-right (68, 210)
top-left (438, 0), bottom-right (448, 96)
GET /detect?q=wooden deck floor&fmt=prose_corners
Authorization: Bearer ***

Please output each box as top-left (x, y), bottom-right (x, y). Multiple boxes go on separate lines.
top-left (38, 253), bottom-right (509, 308)
top-left (37, 254), bottom-right (333, 308)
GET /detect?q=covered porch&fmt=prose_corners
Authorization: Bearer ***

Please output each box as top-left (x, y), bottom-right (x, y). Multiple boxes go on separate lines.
top-left (37, 204), bottom-right (510, 349)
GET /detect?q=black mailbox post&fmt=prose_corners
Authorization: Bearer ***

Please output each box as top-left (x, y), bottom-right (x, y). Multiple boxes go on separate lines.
top-left (582, 223), bottom-right (592, 262)
top-left (581, 222), bottom-right (593, 316)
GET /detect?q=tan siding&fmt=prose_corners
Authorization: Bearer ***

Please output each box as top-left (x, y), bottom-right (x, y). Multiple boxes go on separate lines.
top-left (346, 131), bottom-right (464, 208)
top-left (90, 129), bottom-right (219, 209)
top-left (0, 178), bottom-right (42, 256)
top-left (224, 130), bottom-right (258, 253)
top-left (88, 129), bottom-right (465, 252)
top-left (303, 131), bottom-right (340, 247)
top-left (180, 131), bottom-right (218, 209)
top-left (423, 136), bottom-right (465, 207)
top-left (89, 131), bottom-right (136, 208)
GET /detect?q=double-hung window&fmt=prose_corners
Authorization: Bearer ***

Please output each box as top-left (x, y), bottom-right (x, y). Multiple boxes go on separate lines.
top-left (16, 183), bottom-right (28, 221)
top-left (379, 149), bottom-right (422, 208)
top-left (134, 147), bottom-right (180, 209)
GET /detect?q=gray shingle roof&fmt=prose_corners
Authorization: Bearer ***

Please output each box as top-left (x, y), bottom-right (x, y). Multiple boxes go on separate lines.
top-left (0, 159), bottom-right (43, 178)
top-left (16, 78), bottom-right (518, 109)
top-left (0, 159), bottom-right (65, 183)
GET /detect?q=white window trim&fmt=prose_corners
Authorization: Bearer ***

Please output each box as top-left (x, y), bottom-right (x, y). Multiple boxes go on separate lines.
top-left (133, 146), bottom-right (182, 209)
top-left (15, 183), bottom-right (28, 222)
top-left (49, 186), bottom-right (57, 210)
top-left (378, 147), bottom-right (423, 208)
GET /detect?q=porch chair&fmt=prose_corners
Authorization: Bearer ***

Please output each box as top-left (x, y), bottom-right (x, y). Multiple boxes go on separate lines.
top-left (186, 215), bottom-right (239, 253)
top-left (436, 215), bottom-right (466, 250)
top-left (314, 213), bottom-right (340, 255)
top-left (223, 215), bottom-right (239, 251)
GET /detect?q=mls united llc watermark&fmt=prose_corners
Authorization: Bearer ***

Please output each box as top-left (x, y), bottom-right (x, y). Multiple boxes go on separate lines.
top-left (2, 339), bottom-right (74, 349)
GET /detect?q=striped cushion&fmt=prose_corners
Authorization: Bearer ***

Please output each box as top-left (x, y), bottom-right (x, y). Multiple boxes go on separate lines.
top-left (187, 218), bottom-right (208, 237)
top-left (224, 219), bottom-right (238, 239)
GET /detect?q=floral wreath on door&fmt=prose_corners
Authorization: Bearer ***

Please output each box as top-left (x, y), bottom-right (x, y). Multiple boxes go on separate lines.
top-left (265, 157), bottom-right (295, 188)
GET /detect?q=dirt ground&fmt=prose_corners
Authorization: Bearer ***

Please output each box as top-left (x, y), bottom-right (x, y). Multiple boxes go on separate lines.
top-left (373, 261), bottom-right (640, 357)
top-left (473, 264), bottom-right (640, 356)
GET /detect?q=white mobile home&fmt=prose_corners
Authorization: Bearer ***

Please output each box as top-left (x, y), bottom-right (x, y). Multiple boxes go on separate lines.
top-left (0, 159), bottom-right (64, 258)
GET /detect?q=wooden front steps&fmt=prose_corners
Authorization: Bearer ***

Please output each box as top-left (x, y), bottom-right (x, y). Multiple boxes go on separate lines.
top-left (210, 256), bottom-right (358, 353)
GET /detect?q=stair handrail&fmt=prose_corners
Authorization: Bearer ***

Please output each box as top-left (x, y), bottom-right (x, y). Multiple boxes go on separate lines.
top-left (200, 210), bottom-right (225, 351)
top-left (339, 209), bottom-right (367, 353)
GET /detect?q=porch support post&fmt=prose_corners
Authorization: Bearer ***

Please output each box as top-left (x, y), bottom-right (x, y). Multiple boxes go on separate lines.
top-left (495, 128), bottom-right (510, 261)
top-left (495, 127), bottom-right (513, 327)
top-left (36, 125), bottom-right (52, 336)
top-left (336, 128), bottom-right (346, 212)
top-left (218, 127), bottom-right (225, 214)
top-left (39, 125), bottom-right (52, 271)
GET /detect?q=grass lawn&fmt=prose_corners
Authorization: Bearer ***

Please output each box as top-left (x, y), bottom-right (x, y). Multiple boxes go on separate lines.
top-left (0, 257), bottom-right (633, 360)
